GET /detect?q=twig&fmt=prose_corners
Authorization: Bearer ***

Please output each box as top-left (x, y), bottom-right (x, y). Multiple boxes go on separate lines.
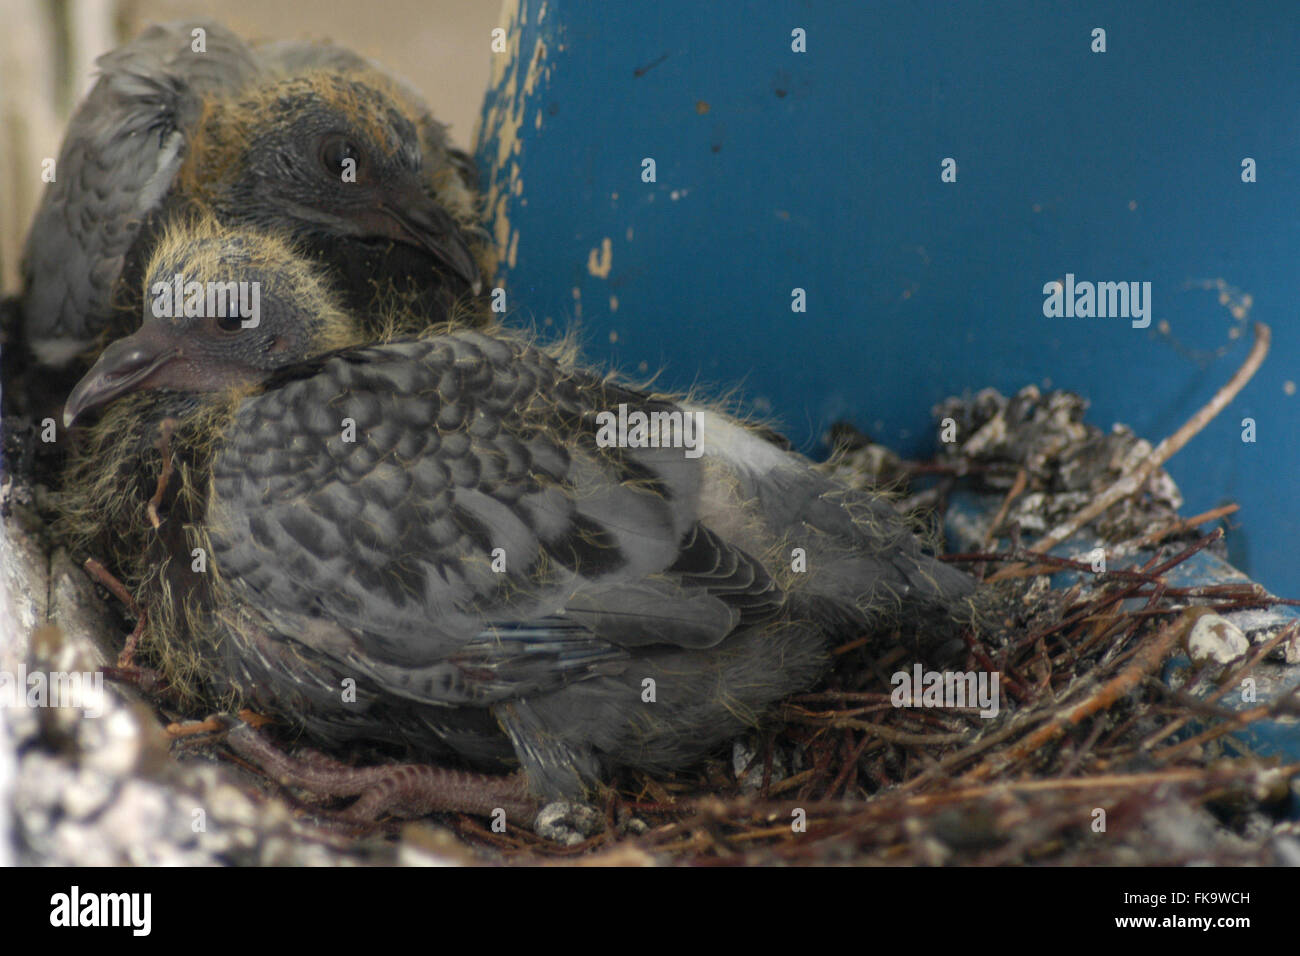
top-left (983, 467), bottom-right (1027, 545)
top-left (146, 417), bottom-right (179, 530)
top-left (82, 557), bottom-right (139, 615)
top-left (962, 609), bottom-right (1197, 781)
top-left (1122, 503), bottom-right (1240, 550)
top-left (1035, 322), bottom-right (1269, 552)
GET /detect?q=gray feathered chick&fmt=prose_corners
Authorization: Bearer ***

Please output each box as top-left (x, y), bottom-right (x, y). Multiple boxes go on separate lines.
top-left (61, 219), bottom-right (973, 811)
top-left (21, 19), bottom-right (485, 368)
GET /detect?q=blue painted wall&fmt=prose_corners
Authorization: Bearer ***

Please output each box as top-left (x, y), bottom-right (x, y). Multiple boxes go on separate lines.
top-left (476, 0), bottom-right (1300, 595)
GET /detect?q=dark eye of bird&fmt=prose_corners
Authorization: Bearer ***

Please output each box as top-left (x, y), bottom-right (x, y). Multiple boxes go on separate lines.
top-left (215, 314), bottom-right (244, 333)
top-left (319, 136), bottom-right (362, 178)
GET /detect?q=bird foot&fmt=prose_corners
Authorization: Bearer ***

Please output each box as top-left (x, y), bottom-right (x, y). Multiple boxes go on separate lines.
top-left (534, 801), bottom-right (605, 846)
top-left (222, 720), bottom-right (539, 828)
top-left (82, 557), bottom-right (167, 692)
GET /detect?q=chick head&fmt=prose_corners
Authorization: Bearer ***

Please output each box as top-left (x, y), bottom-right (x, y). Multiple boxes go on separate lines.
top-left (182, 71), bottom-right (481, 293)
top-left (64, 218), bottom-right (360, 426)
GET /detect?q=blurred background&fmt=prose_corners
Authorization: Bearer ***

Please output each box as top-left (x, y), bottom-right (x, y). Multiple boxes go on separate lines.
top-left (3, 0), bottom-right (1298, 596)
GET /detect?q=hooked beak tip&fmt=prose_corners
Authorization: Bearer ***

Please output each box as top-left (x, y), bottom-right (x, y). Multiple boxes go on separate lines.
top-left (63, 375), bottom-right (99, 428)
top-left (62, 336), bottom-right (182, 426)
top-left (378, 197), bottom-right (480, 293)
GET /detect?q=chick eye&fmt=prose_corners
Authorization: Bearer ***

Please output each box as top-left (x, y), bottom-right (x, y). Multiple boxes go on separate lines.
top-left (319, 136), bottom-right (362, 179)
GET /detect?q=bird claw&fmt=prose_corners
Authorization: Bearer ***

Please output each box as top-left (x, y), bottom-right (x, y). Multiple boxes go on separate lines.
top-left (165, 715), bottom-right (232, 738)
top-left (223, 722), bottom-right (539, 828)
top-left (81, 556), bottom-right (153, 674)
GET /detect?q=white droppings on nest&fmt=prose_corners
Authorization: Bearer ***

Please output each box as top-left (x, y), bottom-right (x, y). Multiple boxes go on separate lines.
top-left (732, 736), bottom-right (794, 793)
top-left (1021, 575), bottom-right (1053, 605)
top-left (1007, 491), bottom-right (1092, 534)
top-left (958, 407), bottom-right (1008, 457)
top-left (1187, 613), bottom-right (1250, 665)
top-left (535, 801), bottom-right (603, 846)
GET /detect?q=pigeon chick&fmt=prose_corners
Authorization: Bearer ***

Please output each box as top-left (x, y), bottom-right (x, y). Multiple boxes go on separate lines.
top-left (20, 19), bottom-right (485, 369)
top-left (60, 219), bottom-right (974, 824)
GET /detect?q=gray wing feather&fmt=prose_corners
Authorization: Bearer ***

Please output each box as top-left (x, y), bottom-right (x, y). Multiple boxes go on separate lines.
top-left (21, 20), bottom-right (260, 362)
top-left (207, 333), bottom-right (759, 707)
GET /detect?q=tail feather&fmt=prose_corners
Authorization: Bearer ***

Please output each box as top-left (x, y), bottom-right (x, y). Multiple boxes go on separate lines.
top-left (688, 407), bottom-right (974, 626)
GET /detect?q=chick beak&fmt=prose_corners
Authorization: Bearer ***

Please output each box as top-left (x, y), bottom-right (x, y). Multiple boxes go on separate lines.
top-left (370, 181), bottom-right (482, 295)
top-left (63, 326), bottom-right (182, 427)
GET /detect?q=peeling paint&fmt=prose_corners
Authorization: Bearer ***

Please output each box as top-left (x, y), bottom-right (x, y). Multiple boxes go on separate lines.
top-left (478, 0), bottom-right (563, 284)
top-left (522, 37), bottom-right (549, 98)
top-left (492, 192), bottom-right (511, 268)
top-left (587, 237), bottom-right (613, 278)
